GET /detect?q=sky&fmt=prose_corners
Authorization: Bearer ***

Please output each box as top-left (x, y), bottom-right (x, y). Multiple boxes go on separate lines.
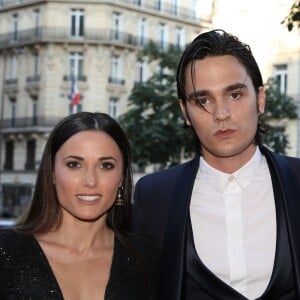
top-left (195, 0), bottom-right (298, 80)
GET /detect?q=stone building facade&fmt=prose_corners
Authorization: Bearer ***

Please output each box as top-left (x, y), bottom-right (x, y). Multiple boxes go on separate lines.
top-left (0, 0), bottom-right (212, 219)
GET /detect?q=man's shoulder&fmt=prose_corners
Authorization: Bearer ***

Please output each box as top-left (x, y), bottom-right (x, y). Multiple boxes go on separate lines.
top-left (136, 158), bottom-right (198, 185)
top-left (261, 146), bottom-right (300, 176)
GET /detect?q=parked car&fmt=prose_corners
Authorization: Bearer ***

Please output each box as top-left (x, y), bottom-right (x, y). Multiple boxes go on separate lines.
top-left (0, 219), bottom-right (16, 228)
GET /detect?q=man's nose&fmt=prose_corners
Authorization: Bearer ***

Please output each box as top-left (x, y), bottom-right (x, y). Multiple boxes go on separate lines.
top-left (213, 100), bottom-right (231, 121)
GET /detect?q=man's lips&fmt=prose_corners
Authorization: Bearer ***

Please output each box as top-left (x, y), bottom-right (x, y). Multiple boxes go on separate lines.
top-left (214, 129), bottom-right (236, 138)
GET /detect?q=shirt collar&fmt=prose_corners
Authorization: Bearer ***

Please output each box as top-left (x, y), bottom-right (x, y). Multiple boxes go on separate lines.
top-left (199, 147), bottom-right (263, 193)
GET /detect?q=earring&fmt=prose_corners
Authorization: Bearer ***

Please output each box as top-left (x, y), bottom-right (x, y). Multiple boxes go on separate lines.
top-left (115, 186), bottom-right (124, 206)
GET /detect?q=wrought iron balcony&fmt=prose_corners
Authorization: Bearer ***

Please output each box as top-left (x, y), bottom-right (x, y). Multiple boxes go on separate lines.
top-left (108, 77), bottom-right (125, 85)
top-left (4, 78), bottom-right (18, 85)
top-left (0, 0), bottom-right (203, 24)
top-left (0, 27), bottom-right (148, 50)
top-left (1, 116), bottom-right (62, 132)
top-left (63, 75), bottom-right (87, 82)
top-left (26, 75), bottom-right (41, 82)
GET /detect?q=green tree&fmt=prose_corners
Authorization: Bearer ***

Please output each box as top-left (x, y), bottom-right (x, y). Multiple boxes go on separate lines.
top-left (119, 42), bottom-right (188, 170)
top-left (282, 0), bottom-right (300, 31)
top-left (261, 77), bottom-right (298, 154)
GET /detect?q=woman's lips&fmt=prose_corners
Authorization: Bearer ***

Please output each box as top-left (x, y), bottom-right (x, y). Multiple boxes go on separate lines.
top-left (76, 195), bottom-right (101, 201)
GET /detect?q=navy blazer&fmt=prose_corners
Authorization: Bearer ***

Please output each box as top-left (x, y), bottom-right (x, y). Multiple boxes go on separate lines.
top-left (132, 146), bottom-right (300, 300)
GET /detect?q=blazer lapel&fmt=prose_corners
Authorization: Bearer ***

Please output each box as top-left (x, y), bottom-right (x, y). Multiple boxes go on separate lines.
top-left (262, 147), bottom-right (300, 296)
top-left (159, 157), bottom-right (199, 300)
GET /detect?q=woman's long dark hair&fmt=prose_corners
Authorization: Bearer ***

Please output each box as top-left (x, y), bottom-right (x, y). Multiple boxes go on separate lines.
top-left (16, 112), bottom-right (132, 235)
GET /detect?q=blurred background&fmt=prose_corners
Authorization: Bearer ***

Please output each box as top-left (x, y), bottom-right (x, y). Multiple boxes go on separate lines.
top-left (0, 0), bottom-right (299, 223)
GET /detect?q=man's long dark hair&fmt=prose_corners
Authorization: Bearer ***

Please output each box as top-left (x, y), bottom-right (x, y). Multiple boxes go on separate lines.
top-left (176, 29), bottom-right (266, 153)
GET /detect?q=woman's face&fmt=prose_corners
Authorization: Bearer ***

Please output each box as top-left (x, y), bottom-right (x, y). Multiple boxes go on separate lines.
top-left (53, 130), bottom-right (124, 223)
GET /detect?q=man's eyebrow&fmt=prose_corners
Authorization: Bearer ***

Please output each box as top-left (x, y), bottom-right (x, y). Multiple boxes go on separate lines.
top-left (225, 82), bottom-right (248, 92)
top-left (187, 82), bottom-right (248, 99)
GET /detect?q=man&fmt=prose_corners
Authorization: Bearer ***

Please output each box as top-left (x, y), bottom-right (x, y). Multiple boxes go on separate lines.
top-left (132, 29), bottom-right (300, 299)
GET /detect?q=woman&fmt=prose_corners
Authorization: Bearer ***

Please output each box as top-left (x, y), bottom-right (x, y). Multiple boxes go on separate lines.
top-left (0, 112), bottom-right (159, 300)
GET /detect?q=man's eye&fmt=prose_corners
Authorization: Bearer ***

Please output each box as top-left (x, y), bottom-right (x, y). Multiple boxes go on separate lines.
top-left (194, 98), bottom-right (209, 106)
top-left (66, 162), bottom-right (81, 168)
top-left (229, 92), bottom-right (242, 100)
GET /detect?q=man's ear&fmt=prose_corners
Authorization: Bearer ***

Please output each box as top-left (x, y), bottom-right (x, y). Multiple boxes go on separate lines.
top-left (179, 99), bottom-right (192, 126)
top-left (257, 87), bottom-right (266, 114)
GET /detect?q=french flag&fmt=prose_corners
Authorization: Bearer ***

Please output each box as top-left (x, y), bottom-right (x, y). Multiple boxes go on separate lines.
top-left (71, 78), bottom-right (81, 108)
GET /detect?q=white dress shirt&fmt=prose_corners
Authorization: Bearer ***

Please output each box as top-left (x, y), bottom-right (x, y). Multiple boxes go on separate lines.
top-left (190, 147), bottom-right (276, 299)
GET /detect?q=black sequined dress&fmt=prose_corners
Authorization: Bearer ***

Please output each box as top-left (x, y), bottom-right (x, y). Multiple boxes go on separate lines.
top-left (0, 229), bottom-right (159, 300)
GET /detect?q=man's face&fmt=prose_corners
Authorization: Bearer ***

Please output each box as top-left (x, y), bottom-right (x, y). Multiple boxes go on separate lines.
top-left (180, 55), bottom-right (265, 171)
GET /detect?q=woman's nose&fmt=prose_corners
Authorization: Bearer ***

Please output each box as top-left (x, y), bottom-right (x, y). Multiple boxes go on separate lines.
top-left (83, 169), bottom-right (98, 188)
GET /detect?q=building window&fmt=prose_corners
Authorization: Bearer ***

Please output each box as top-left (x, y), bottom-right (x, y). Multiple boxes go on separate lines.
top-left (175, 27), bottom-right (185, 49)
top-left (138, 18), bottom-right (147, 46)
top-left (172, 0), bottom-right (179, 16)
top-left (32, 96), bottom-right (38, 125)
top-left (69, 52), bottom-right (84, 79)
top-left (4, 141), bottom-right (14, 170)
top-left (274, 64), bottom-right (288, 94)
top-left (109, 55), bottom-right (124, 84)
top-left (25, 139), bottom-right (36, 170)
top-left (12, 14), bottom-right (18, 40)
top-left (33, 9), bottom-right (40, 37)
top-left (69, 102), bottom-right (82, 114)
top-left (155, 0), bottom-right (162, 11)
top-left (2, 185), bottom-right (32, 218)
top-left (70, 9), bottom-right (84, 37)
top-left (112, 12), bottom-right (122, 40)
top-left (6, 55), bottom-right (17, 79)
top-left (9, 97), bottom-right (16, 127)
top-left (134, 0), bottom-right (143, 6)
top-left (33, 52), bottom-right (39, 77)
top-left (136, 60), bottom-right (148, 83)
top-left (109, 97), bottom-right (120, 119)
top-left (158, 23), bottom-right (167, 50)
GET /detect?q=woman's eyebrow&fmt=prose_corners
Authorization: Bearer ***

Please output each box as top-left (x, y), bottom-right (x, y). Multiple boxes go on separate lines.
top-left (63, 155), bottom-right (117, 162)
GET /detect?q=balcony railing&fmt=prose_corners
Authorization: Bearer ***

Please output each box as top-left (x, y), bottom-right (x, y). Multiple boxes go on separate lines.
top-left (0, 0), bottom-right (204, 23)
top-left (63, 75), bottom-right (87, 82)
top-left (4, 78), bottom-right (18, 85)
top-left (26, 75), bottom-right (40, 82)
top-left (1, 116), bottom-right (62, 130)
top-left (108, 77), bottom-right (125, 85)
top-left (0, 26), bottom-right (183, 51)
top-left (0, 27), bottom-right (142, 49)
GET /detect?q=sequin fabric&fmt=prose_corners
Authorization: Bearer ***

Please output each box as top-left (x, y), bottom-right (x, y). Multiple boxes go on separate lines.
top-left (0, 229), bottom-right (159, 300)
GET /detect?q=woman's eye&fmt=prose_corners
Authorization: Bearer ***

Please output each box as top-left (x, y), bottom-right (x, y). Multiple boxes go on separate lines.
top-left (229, 92), bottom-right (242, 100)
top-left (100, 162), bottom-right (114, 170)
top-left (66, 161), bottom-right (81, 168)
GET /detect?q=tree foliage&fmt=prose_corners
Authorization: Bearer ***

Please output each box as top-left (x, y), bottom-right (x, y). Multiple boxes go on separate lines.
top-left (119, 42), bottom-right (189, 170)
top-left (282, 0), bottom-right (300, 31)
top-left (120, 44), bottom-right (298, 169)
top-left (261, 77), bottom-right (298, 154)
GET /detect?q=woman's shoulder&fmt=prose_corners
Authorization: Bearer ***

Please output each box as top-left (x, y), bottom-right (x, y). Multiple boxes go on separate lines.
top-left (0, 228), bottom-right (34, 252)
